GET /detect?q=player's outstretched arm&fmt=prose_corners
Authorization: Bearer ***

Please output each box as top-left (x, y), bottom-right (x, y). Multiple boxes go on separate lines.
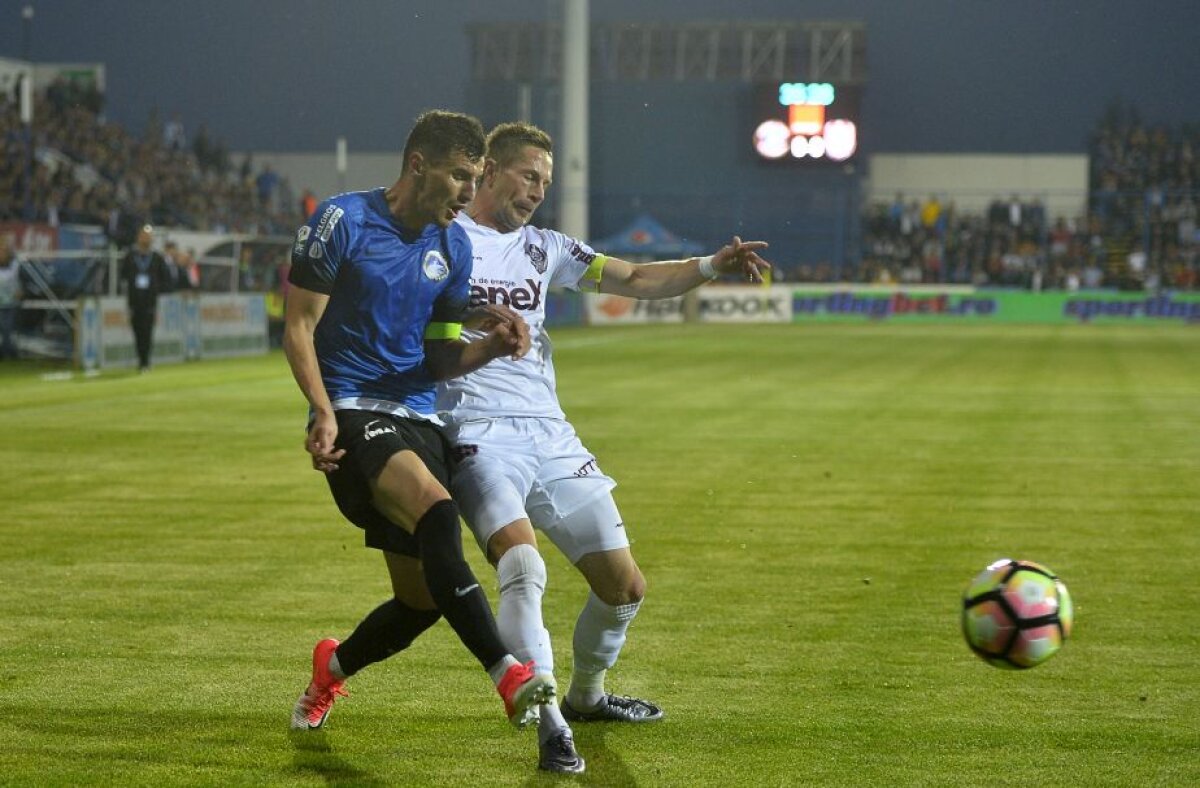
top-left (598, 236), bottom-right (771, 299)
top-left (282, 285), bottom-right (345, 473)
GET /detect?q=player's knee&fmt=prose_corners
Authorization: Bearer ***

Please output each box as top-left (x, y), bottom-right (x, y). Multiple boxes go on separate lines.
top-left (497, 543), bottom-right (547, 595)
top-left (413, 502), bottom-right (481, 611)
top-left (594, 567), bottom-right (645, 607)
top-left (393, 585), bottom-right (437, 611)
top-left (619, 570), bottom-right (646, 606)
top-left (385, 551), bottom-right (438, 609)
top-left (626, 569), bottom-right (646, 604)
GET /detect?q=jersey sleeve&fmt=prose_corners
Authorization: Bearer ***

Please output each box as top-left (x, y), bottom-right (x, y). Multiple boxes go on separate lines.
top-left (546, 229), bottom-right (606, 292)
top-left (287, 199), bottom-right (353, 294)
top-left (426, 225), bottom-right (472, 340)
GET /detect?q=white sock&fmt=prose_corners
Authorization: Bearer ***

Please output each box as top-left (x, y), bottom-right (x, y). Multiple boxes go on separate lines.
top-left (496, 545), bottom-right (568, 740)
top-left (538, 699), bottom-right (571, 744)
top-left (567, 666), bottom-right (606, 711)
top-left (568, 591), bottom-right (641, 710)
top-left (496, 544), bottom-right (555, 673)
top-left (486, 654), bottom-right (521, 686)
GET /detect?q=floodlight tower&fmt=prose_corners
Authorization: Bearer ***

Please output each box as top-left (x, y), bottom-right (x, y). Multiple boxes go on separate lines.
top-left (560, 0), bottom-right (588, 240)
top-left (20, 5), bottom-right (35, 221)
top-left (21, 5), bottom-right (34, 61)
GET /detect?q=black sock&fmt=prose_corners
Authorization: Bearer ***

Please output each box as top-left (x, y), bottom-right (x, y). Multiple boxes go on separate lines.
top-left (415, 499), bottom-right (509, 669)
top-left (334, 598), bottom-right (441, 677)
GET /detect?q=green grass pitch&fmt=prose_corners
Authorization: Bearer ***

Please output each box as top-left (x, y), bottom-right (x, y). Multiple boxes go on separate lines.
top-left (1, 323), bottom-right (1197, 786)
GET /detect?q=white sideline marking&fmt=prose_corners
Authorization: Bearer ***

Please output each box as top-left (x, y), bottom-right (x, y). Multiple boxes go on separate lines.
top-left (39, 369), bottom-right (101, 381)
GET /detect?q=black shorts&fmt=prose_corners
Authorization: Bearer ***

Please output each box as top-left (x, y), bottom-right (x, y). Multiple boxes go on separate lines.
top-left (324, 409), bottom-right (454, 556)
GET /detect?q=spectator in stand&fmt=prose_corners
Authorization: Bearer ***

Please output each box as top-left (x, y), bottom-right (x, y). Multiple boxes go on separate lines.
top-left (255, 165), bottom-right (279, 209)
top-left (181, 247), bottom-right (202, 290)
top-left (1178, 196), bottom-right (1197, 247)
top-left (1007, 195), bottom-right (1022, 229)
top-left (238, 246), bottom-right (258, 291)
top-left (266, 257), bottom-right (290, 348)
top-left (886, 193), bottom-right (906, 232)
top-left (901, 198), bottom-right (919, 236)
top-left (0, 235), bottom-right (24, 359)
top-left (165, 240), bottom-right (199, 290)
top-left (920, 194), bottom-right (942, 232)
top-left (1049, 218), bottom-right (1072, 261)
top-left (163, 113), bottom-right (186, 152)
top-left (119, 224), bottom-right (173, 372)
top-left (1026, 198), bottom-right (1047, 240)
top-left (300, 188), bottom-right (318, 221)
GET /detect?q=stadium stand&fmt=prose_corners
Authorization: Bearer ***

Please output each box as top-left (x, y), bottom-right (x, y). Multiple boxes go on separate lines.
top-left (0, 83), bottom-right (296, 241)
top-left (856, 107), bottom-right (1197, 291)
top-left (2, 83), bottom-right (1195, 294)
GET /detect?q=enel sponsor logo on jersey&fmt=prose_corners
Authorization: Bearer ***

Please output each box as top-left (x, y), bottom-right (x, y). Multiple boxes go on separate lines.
top-left (469, 278), bottom-right (543, 311)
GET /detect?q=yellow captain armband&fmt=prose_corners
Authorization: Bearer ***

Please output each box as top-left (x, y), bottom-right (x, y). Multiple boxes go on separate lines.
top-left (424, 322), bottom-right (462, 341)
top-left (580, 255), bottom-right (607, 292)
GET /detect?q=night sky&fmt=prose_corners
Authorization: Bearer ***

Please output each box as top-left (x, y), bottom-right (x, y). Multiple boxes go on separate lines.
top-left (2, 0), bottom-right (1197, 154)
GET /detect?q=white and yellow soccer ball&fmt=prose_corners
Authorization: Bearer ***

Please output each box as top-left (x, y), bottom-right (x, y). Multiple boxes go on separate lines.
top-left (961, 558), bottom-right (1074, 669)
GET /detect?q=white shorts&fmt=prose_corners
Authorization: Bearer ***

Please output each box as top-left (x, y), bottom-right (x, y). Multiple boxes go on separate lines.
top-left (446, 417), bottom-right (626, 563)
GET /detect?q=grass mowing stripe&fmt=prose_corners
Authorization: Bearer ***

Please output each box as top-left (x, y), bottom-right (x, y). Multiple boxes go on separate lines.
top-left (1, 323), bottom-right (1197, 786)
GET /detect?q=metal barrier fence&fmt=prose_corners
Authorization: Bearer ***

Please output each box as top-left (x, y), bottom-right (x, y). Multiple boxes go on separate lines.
top-left (10, 239), bottom-right (287, 361)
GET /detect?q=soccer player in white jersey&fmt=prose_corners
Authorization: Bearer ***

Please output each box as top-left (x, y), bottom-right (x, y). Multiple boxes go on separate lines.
top-left (437, 122), bottom-right (770, 773)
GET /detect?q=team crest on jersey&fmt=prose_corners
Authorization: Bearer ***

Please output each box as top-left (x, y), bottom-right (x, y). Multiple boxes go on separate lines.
top-left (525, 243), bottom-right (548, 274)
top-left (422, 249), bottom-right (450, 281)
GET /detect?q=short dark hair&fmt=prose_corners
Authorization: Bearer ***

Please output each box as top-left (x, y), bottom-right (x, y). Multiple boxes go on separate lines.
top-left (401, 110), bottom-right (486, 173)
top-left (486, 122), bottom-right (553, 168)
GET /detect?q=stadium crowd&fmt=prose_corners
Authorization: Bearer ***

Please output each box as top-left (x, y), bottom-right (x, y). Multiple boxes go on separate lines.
top-left (0, 79), bottom-right (297, 242)
top-left (1089, 105), bottom-right (1198, 288)
top-left (3, 84), bottom-right (1197, 294)
top-left (855, 109), bottom-right (1199, 291)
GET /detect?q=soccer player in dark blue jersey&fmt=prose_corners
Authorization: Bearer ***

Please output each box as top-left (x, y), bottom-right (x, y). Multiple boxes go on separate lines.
top-left (283, 110), bottom-right (553, 733)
